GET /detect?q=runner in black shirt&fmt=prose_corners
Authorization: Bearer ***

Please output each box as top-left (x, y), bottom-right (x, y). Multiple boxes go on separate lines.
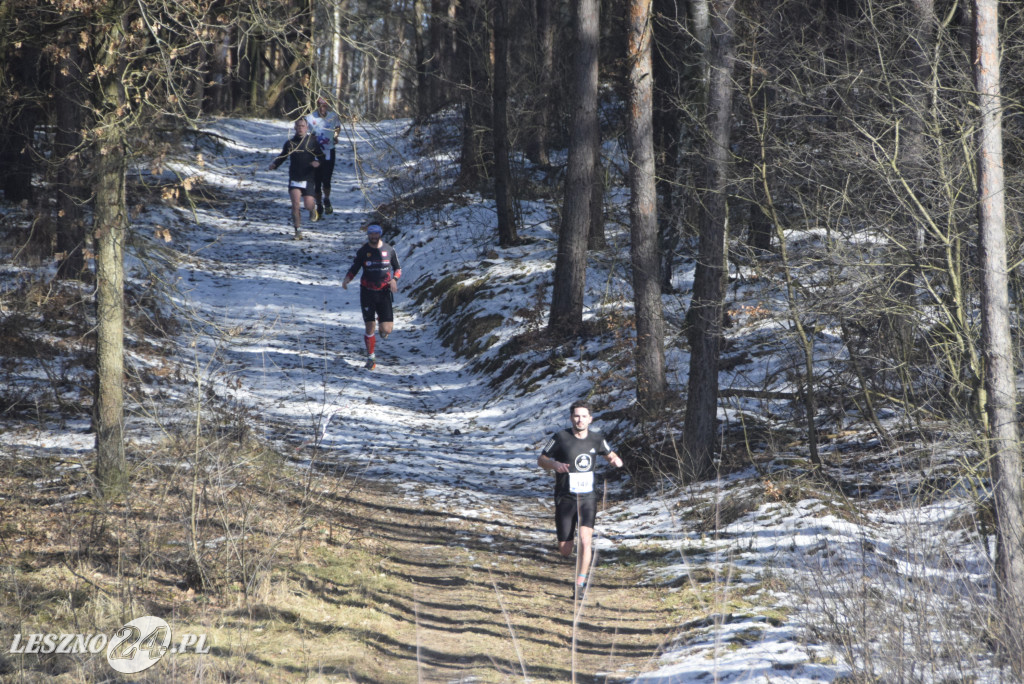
top-left (342, 223), bottom-right (402, 369)
top-left (268, 118), bottom-right (324, 238)
top-left (538, 400), bottom-right (622, 596)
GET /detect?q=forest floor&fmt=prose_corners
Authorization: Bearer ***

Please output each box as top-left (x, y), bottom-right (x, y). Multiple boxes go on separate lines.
top-left (1, 117), bottom-right (697, 683)
top-left (2, 466), bottom-right (683, 682)
top-left (3, 116), bottom-right (1000, 683)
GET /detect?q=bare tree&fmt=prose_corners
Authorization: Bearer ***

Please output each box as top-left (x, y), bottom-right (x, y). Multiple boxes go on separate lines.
top-left (682, 0), bottom-right (736, 478)
top-left (628, 0), bottom-right (666, 411)
top-left (549, 0), bottom-right (600, 338)
top-left (973, 0), bottom-right (1024, 671)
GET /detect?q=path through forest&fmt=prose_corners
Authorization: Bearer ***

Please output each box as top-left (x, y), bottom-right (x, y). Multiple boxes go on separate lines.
top-left (163, 119), bottom-right (676, 681)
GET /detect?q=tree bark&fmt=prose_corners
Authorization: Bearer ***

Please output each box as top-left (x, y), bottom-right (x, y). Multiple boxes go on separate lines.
top-left (525, 0), bottom-right (554, 166)
top-left (588, 154), bottom-right (606, 250)
top-left (493, 0), bottom-right (519, 247)
top-left (549, 0), bottom-right (600, 338)
top-left (682, 0), bottom-right (736, 479)
top-left (974, 0), bottom-right (1024, 671)
top-left (628, 0), bottom-right (666, 412)
top-left (92, 8), bottom-right (131, 497)
top-left (430, 0), bottom-right (456, 111)
top-left (652, 0), bottom-right (685, 290)
top-left (93, 126), bottom-right (128, 497)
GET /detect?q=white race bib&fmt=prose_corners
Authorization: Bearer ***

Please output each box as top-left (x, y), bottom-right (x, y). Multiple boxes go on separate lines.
top-left (289, 179), bottom-right (307, 189)
top-left (569, 471), bottom-right (594, 494)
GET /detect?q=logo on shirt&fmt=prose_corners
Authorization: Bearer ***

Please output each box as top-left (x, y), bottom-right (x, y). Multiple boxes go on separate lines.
top-left (381, 251), bottom-right (388, 258)
top-left (574, 453), bottom-right (593, 472)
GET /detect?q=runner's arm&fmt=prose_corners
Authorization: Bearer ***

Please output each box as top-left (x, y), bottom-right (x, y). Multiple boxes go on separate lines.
top-left (268, 141), bottom-right (290, 170)
top-left (538, 442), bottom-right (569, 473)
top-left (390, 250), bottom-right (402, 280)
top-left (342, 247), bottom-right (364, 289)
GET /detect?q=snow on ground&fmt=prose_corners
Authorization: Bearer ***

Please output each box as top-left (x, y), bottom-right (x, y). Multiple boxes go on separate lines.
top-left (1, 115), bottom-right (1006, 682)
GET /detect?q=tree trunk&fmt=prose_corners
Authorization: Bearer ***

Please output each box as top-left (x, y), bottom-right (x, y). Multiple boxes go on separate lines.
top-left (883, 0), bottom-right (938, 373)
top-left (333, 2), bottom-right (348, 103)
top-left (90, 2), bottom-right (132, 499)
top-left (92, 6), bottom-right (130, 498)
top-left (902, 0), bottom-right (936, 253)
top-left (386, 29), bottom-right (407, 116)
top-left (682, 0), bottom-right (736, 479)
top-left (974, 0), bottom-right (1024, 672)
top-left (588, 155), bottom-right (606, 249)
top-left (313, 0), bottom-right (335, 100)
top-left (456, 0), bottom-right (492, 189)
top-left (525, 0), bottom-right (554, 166)
top-left (493, 0), bottom-right (518, 247)
top-left (93, 126), bottom-right (128, 497)
top-left (628, 0), bottom-right (666, 412)
top-left (412, 0), bottom-right (430, 121)
top-left (656, 0), bottom-right (707, 291)
top-left (430, 0), bottom-right (456, 111)
top-left (549, 0), bottom-right (600, 338)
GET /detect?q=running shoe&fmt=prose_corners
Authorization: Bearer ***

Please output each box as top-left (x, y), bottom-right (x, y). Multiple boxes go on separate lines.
top-left (324, 200), bottom-right (333, 215)
top-left (364, 354), bottom-right (376, 370)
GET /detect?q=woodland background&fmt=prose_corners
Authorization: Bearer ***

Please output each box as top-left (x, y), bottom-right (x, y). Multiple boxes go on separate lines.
top-left (5, 0), bottom-right (1024, 678)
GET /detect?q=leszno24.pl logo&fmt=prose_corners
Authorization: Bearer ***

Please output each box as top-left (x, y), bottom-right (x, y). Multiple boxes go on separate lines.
top-left (9, 616), bottom-right (210, 674)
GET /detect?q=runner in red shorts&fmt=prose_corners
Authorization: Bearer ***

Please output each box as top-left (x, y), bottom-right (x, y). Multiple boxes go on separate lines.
top-left (342, 224), bottom-right (401, 369)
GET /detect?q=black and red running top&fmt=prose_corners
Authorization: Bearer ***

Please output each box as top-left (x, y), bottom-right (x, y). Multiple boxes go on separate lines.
top-left (346, 241), bottom-right (402, 291)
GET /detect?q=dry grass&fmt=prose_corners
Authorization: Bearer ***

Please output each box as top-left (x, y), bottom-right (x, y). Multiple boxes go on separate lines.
top-left (0, 433), bottom-right (701, 683)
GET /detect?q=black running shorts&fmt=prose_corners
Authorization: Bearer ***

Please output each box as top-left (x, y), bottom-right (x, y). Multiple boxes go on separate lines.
top-left (314, 153), bottom-right (336, 194)
top-left (555, 494), bottom-right (596, 543)
top-left (288, 173), bottom-right (316, 197)
top-left (360, 287), bottom-right (393, 323)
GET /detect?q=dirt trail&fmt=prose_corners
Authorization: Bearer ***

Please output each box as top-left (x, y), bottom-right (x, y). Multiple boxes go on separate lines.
top-left (167, 120), bottom-right (679, 681)
top-left (317, 477), bottom-right (676, 683)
